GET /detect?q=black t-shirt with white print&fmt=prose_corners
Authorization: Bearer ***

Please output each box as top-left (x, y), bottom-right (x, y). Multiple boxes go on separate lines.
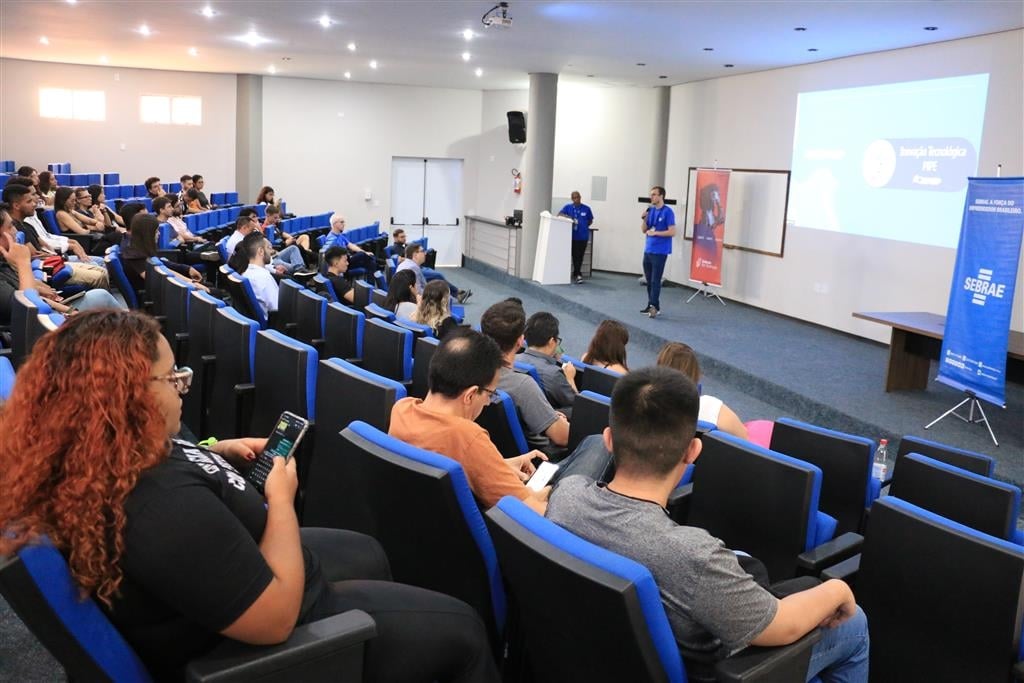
top-left (104, 440), bottom-right (321, 680)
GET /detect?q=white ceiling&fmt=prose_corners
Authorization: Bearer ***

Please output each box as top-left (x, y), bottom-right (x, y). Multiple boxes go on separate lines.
top-left (2, 1), bottom-right (1022, 90)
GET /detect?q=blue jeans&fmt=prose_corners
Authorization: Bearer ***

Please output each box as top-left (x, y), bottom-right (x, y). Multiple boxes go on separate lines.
top-left (75, 289), bottom-right (125, 311)
top-left (643, 252), bottom-right (668, 310)
top-left (272, 244), bottom-right (306, 273)
top-left (805, 605), bottom-right (869, 683)
top-left (550, 434), bottom-right (615, 485)
top-left (424, 267), bottom-right (459, 296)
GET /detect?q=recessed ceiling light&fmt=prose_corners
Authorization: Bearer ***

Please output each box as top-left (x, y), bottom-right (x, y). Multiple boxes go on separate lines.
top-left (236, 30), bottom-right (272, 47)
top-left (267, 65), bottom-right (277, 74)
top-left (39, 36), bottom-right (49, 45)
top-left (462, 29), bottom-right (474, 41)
top-left (369, 60), bottom-right (378, 69)
top-left (201, 5), bottom-right (215, 18)
top-left (99, 55), bottom-right (109, 64)
top-left (724, 64), bottom-right (734, 68)
top-left (139, 24), bottom-right (151, 36)
top-left (703, 47), bottom-right (713, 51)
top-left (347, 42), bottom-right (356, 51)
top-left (475, 67), bottom-right (483, 77)
top-left (462, 51), bottom-right (471, 61)
top-left (66, 0), bottom-right (76, 4)
top-left (808, 48), bottom-right (818, 52)
top-left (344, 71), bottom-right (352, 79)
top-left (188, 47), bottom-right (198, 56)
top-left (924, 26), bottom-right (938, 31)
top-left (794, 26), bottom-right (807, 31)
top-left (318, 14), bottom-right (331, 28)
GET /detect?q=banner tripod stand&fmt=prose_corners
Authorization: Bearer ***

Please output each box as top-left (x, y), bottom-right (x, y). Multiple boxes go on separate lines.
top-left (686, 282), bottom-right (726, 306)
top-left (924, 391), bottom-right (999, 446)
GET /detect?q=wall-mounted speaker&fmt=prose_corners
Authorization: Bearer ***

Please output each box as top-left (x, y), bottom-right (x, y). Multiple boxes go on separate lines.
top-left (507, 111), bottom-right (526, 143)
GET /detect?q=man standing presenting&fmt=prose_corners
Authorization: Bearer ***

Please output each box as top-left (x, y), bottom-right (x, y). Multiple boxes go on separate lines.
top-left (641, 186), bottom-right (675, 319)
top-left (558, 191), bottom-right (594, 284)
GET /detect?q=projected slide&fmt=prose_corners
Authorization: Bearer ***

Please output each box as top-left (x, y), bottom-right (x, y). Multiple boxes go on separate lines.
top-left (789, 74), bottom-right (989, 249)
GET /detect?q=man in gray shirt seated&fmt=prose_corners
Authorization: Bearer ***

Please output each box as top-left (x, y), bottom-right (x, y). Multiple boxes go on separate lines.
top-left (546, 367), bottom-right (869, 681)
top-left (517, 311), bottom-right (578, 415)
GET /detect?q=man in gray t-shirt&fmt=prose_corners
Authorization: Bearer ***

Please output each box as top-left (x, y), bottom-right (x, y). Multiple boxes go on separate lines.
top-left (547, 367), bottom-right (869, 681)
top-left (517, 311), bottom-right (578, 413)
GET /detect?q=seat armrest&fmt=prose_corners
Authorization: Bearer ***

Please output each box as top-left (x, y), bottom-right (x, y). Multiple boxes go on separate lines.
top-left (821, 554), bottom-right (861, 584)
top-left (714, 629), bottom-right (822, 683)
top-left (666, 483), bottom-right (693, 525)
top-left (185, 610), bottom-right (376, 683)
top-left (233, 383), bottom-right (256, 439)
top-left (796, 532), bottom-right (863, 575)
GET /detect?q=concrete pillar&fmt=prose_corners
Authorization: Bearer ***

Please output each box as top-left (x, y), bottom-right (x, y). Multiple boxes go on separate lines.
top-left (235, 74), bottom-right (263, 204)
top-left (519, 72), bottom-right (558, 277)
top-left (649, 85), bottom-right (670, 187)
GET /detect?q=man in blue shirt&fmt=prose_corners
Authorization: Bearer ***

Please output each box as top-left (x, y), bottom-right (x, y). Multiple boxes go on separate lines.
top-left (321, 214), bottom-right (376, 272)
top-left (558, 191), bottom-right (594, 284)
top-left (641, 186), bottom-right (675, 318)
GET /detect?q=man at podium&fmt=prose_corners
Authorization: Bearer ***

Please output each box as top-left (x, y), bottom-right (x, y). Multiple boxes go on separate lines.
top-left (558, 191), bottom-right (595, 285)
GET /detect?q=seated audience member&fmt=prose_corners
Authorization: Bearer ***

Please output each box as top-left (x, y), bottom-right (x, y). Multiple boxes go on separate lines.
top-left (392, 234), bottom-right (471, 303)
top-left (192, 174), bottom-right (212, 209)
top-left (87, 184), bottom-right (125, 229)
top-left (5, 185), bottom-right (108, 289)
top-left (232, 231), bottom-right (279, 318)
top-left (54, 187), bottom-right (102, 236)
top-left (547, 367), bottom-right (868, 680)
top-left (154, 195), bottom-right (207, 247)
top-left (184, 188), bottom-right (207, 214)
top-left (318, 246), bottom-right (355, 304)
top-left (0, 204), bottom-right (120, 321)
top-left (656, 341), bottom-right (748, 439)
top-left (518, 311), bottom-right (578, 413)
top-left (256, 185), bottom-right (280, 206)
top-left (582, 319), bottom-right (630, 374)
top-left (0, 310), bottom-right (500, 683)
top-left (390, 330), bottom-right (612, 514)
top-left (76, 186), bottom-right (118, 235)
top-left (481, 301), bottom-right (571, 452)
top-left (144, 176), bottom-right (164, 199)
top-left (17, 166), bottom-right (38, 187)
top-left (121, 214), bottom-right (212, 295)
top-left (321, 214), bottom-right (376, 272)
top-left (263, 205), bottom-right (311, 254)
top-left (386, 227), bottom-right (409, 258)
top-left (37, 171), bottom-right (57, 207)
top-left (226, 212), bottom-right (259, 257)
top-left (412, 280), bottom-right (459, 338)
top-left (176, 174), bottom-right (193, 204)
top-left (119, 202), bottom-right (148, 233)
top-left (384, 269), bottom-right (419, 319)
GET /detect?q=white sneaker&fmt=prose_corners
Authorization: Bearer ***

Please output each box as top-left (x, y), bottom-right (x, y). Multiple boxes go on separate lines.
top-left (648, 307), bottom-right (659, 319)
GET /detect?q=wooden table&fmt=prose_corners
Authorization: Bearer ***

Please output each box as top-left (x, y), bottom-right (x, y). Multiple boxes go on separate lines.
top-left (853, 311), bottom-right (1024, 392)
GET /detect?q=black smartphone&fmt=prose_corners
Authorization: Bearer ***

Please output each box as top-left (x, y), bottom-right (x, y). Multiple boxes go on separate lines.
top-left (246, 411), bottom-right (310, 494)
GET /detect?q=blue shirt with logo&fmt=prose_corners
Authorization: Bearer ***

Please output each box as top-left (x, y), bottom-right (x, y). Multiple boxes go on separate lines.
top-left (644, 205), bottom-right (675, 255)
top-left (322, 231), bottom-right (351, 250)
top-left (559, 202), bottom-right (595, 242)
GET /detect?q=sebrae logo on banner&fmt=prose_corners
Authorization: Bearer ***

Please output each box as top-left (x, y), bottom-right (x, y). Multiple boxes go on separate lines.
top-left (963, 268), bottom-right (1007, 306)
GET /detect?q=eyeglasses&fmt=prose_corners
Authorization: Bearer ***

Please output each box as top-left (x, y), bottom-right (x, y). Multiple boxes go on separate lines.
top-left (480, 386), bottom-right (502, 404)
top-left (151, 366), bottom-right (193, 395)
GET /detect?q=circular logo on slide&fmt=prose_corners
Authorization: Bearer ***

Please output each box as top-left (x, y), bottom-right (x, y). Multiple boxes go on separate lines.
top-left (862, 139), bottom-right (896, 188)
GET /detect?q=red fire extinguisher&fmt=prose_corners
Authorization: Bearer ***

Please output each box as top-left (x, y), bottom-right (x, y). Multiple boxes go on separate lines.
top-left (512, 168), bottom-right (522, 194)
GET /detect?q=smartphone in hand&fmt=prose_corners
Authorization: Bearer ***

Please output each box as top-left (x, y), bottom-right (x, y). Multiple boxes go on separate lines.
top-left (246, 411), bottom-right (310, 494)
top-left (527, 461), bottom-right (560, 492)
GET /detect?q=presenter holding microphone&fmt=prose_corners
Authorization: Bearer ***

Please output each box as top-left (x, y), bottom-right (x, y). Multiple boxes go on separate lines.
top-left (641, 186), bottom-right (676, 318)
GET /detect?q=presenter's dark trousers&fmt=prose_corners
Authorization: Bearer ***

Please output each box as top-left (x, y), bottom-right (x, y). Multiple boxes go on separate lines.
top-left (571, 239), bottom-right (588, 279)
top-left (643, 251), bottom-right (668, 310)
top-left (299, 528), bottom-right (500, 683)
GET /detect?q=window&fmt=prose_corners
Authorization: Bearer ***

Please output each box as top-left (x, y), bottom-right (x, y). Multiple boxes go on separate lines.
top-left (39, 88), bottom-right (106, 121)
top-left (140, 95), bottom-right (202, 126)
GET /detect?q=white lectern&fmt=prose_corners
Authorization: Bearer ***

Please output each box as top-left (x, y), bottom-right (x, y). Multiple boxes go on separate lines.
top-left (532, 211), bottom-right (573, 285)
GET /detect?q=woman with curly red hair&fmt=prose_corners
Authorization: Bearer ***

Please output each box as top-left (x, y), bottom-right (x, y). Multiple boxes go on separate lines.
top-left (0, 310), bottom-right (498, 683)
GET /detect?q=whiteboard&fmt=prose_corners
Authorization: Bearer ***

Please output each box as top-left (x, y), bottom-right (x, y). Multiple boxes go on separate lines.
top-left (683, 168), bottom-right (790, 257)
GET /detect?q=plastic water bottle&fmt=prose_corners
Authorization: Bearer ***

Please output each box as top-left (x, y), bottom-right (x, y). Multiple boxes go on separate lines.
top-left (872, 439), bottom-right (889, 480)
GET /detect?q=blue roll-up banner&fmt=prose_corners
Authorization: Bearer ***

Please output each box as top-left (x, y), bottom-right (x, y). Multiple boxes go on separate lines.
top-left (937, 177), bottom-right (1024, 407)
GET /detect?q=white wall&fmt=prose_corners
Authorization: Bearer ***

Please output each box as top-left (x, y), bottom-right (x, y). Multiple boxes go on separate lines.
top-left (553, 82), bottom-right (659, 274)
top-left (476, 90), bottom-right (528, 221)
top-left (664, 30), bottom-right (1024, 341)
top-left (261, 77), bottom-right (482, 230)
top-left (0, 58), bottom-right (236, 192)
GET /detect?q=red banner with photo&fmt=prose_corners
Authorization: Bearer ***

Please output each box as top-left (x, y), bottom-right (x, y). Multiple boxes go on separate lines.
top-left (689, 168), bottom-right (730, 286)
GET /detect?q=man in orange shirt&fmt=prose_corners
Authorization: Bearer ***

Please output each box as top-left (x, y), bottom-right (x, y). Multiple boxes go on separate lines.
top-left (389, 330), bottom-right (613, 515)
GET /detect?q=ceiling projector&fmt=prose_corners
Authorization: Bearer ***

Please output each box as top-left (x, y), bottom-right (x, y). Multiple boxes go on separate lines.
top-left (482, 2), bottom-right (513, 28)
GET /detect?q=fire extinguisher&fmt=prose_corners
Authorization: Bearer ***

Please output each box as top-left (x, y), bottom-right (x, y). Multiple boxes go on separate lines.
top-left (512, 168), bottom-right (522, 194)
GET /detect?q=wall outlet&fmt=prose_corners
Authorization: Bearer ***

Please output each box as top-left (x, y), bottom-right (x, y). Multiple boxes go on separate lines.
top-left (363, 189), bottom-right (372, 200)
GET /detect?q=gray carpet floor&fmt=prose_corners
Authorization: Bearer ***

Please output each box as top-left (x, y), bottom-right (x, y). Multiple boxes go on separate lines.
top-left (3, 263), bottom-right (1020, 680)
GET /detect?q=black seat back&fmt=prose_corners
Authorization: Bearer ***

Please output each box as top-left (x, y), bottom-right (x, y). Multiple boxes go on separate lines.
top-left (10, 290), bottom-right (48, 368)
top-left (362, 318), bottom-right (412, 384)
top-left (579, 364), bottom-right (621, 396)
top-left (250, 330), bottom-right (318, 436)
top-left (295, 288), bottom-right (327, 347)
top-left (324, 302), bottom-right (364, 363)
top-left (207, 306), bottom-right (258, 439)
top-left (370, 288), bottom-right (388, 308)
top-left (353, 280), bottom-right (373, 311)
top-left (278, 279), bottom-right (303, 333)
top-left (895, 435), bottom-right (995, 477)
top-left (160, 275), bottom-right (192, 363)
top-left (182, 290), bottom-right (224, 436)
top-left (144, 258), bottom-right (164, 315)
top-left (567, 390), bottom-right (611, 452)
top-left (410, 336), bottom-right (440, 399)
top-left (475, 390), bottom-right (529, 459)
top-left (857, 497), bottom-right (1024, 681)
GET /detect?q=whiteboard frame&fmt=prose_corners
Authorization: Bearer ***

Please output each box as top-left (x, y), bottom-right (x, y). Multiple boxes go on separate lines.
top-left (683, 167), bottom-right (791, 258)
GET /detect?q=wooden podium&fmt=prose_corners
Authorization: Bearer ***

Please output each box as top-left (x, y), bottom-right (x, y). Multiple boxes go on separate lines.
top-left (532, 211), bottom-right (573, 285)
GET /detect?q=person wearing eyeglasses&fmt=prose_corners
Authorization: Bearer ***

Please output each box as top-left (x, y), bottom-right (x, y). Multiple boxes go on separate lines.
top-left (517, 311), bottom-right (578, 415)
top-left (0, 310), bottom-right (500, 683)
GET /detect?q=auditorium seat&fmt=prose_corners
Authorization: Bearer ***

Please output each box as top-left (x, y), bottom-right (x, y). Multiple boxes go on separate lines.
top-left (353, 280), bottom-right (373, 311)
top-left (225, 273), bottom-right (268, 329)
top-left (105, 254), bottom-right (139, 309)
top-left (362, 318), bottom-right (412, 384)
top-left (295, 288), bottom-right (328, 352)
top-left (314, 421), bottom-right (506, 651)
top-left (10, 290), bottom-right (52, 369)
top-left (160, 274), bottom-right (194, 366)
top-left (513, 360), bottom-right (544, 391)
top-left (487, 496), bottom-right (821, 683)
top-left (312, 274), bottom-right (339, 303)
top-left (323, 302), bottom-right (364, 365)
top-left (181, 290), bottom-right (225, 438)
top-left (769, 418), bottom-right (879, 535)
top-left (207, 307), bottom-right (258, 440)
top-left (894, 434), bottom-right (995, 478)
top-left (888, 453), bottom-right (1022, 544)
top-left (277, 278), bottom-right (304, 336)
top-left (0, 536), bottom-right (377, 682)
top-left (410, 336), bottom-right (440, 399)
top-left (249, 330), bottom-right (318, 438)
top-left (392, 317), bottom-right (433, 339)
top-left (681, 431), bottom-right (857, 582)
top-left (849, 497), bottom-right (1024, 681)
top-left (476, 389), bottom-right (529, 459)
top-left (577, 362), bottom-right (622, 396)
top-left (567, 390), bottom-right (611, 452)
top-left (143, 258), bottom-right (165, 317)
top-left (364, 302), bottom-right (395, 322)
top-left (0, 356), bottom-right (14, 402)
top-left (370, 288), bottom-right (388, 308)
